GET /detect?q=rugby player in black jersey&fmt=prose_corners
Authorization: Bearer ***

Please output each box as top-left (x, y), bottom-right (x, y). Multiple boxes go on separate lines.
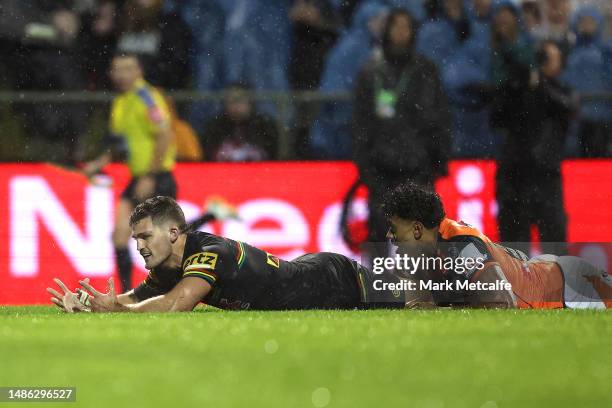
top-left (48, 196), bottom-right (404, 312)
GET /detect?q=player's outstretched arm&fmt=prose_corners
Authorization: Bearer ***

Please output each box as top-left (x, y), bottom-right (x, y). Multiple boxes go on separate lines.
top-left (80, 277), bottom-right (211, 313)
top-left (116, 290), bottom-right (139, 305)
top-left (124, 277), bottom-right (211, 312)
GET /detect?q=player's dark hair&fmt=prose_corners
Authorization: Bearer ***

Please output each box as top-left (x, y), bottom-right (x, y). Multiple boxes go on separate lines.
top-left (129, 196), bottom-right (187, 230)
top-left (382, 183), bottom-right (445, 229)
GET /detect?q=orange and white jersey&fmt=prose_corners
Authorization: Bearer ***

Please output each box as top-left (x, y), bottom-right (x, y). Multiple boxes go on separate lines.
top-left (436, 218), bottom-right (611, 309)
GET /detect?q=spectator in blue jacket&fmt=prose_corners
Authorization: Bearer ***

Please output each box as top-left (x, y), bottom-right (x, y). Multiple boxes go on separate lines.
top-left (328, 0), bottom-right (361, 28)
top-left (440, 0), bottom-right (499, 157)
top-left (416, 0), bottom-right (471, 68)
top-left (309, 1), bottom-right (389, 158)
top-left (223, 0), bottom-right (291, 118)
top-left (442, 38), bottom-right (497, 156)
top-left (167, 0), bottom-right (226, 133)
top-left (327, 0), bottom-right (423, 28)
top-left (383, 0), bottom-right (425, 22)
top-left (563, 6), bottom-right (612, 157)
top-left (467, 0), bottom-right (496, 40)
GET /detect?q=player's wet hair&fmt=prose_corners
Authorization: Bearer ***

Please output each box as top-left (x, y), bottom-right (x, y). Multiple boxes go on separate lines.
top-left (382, 183), bottom-right (445, 228)
top-left (129, 196), bottom-right (187, 230)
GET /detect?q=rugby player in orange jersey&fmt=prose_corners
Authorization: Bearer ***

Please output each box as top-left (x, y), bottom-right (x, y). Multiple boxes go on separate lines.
top-left (382, 183), bottom-right (612, 309)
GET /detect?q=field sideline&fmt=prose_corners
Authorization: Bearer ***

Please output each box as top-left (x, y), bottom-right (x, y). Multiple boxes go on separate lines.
top-left (0, 307), bottom-right (610, 408)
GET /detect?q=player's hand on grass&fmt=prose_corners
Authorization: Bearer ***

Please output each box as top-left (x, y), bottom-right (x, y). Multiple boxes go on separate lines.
top-left (47, 278), bottom-right (91, 313)
top-left (135, 175), bottom-right (155, 202)
top-left (79, 278), bottom-right (125, 313)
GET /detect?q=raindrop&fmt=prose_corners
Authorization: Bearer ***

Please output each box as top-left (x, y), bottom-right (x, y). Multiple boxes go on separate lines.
top-left (311, 387), bottom-right (331, 408)
top-left (264, 339), bottom-right (279, 354)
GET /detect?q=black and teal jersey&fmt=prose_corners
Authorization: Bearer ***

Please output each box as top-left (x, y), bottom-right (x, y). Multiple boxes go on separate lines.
top-left (133, 231), bottom-right (380, 310)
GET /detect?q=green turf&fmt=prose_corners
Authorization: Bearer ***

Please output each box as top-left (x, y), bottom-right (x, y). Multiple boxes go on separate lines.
top-left (0, 307), bottom-right (609, 408)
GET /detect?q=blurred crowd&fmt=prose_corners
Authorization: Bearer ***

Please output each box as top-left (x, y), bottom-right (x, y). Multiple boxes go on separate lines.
top-left (0, 0), bottom-right (611, 163)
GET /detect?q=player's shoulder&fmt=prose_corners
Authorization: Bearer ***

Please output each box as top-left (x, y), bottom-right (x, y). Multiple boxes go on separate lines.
top-left (438, 218), bottom-right (492, 243)
top-left (131, 80), bottom-right (156, 101)
top-left (128, 81), bottom-right (168, 110)
top-left (181, 232), bottom-right (239, 284)
top-left (440, 236), bottom-right (491, 263)
top-left (438, 219), bottom-right (493, 263)
top-left (131, 82), bottom-right (170, 124)
top-left (180, 231), bottom-right (227, 270)
top-left (183, 231), bottom-right (233, 262)
top-left (185, 231), bottom-right (227, 250)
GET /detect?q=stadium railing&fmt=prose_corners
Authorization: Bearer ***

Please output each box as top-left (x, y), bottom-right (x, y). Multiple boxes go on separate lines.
top-left (0, 90), bottom-right (610, 161)
top-left (0, 90), bottom-right (353, 160)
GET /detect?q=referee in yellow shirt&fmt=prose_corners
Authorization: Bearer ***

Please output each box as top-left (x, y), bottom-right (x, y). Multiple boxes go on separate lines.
top-left (85, 53), bottom-right (176, 293)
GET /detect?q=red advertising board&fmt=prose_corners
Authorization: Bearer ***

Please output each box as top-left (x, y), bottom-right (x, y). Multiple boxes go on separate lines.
top-left (0, 160), bottom-right (610, 304)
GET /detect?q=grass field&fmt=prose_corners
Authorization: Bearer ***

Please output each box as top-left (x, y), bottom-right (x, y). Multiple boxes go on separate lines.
top-left (0, 307), bottom-right (610, 408)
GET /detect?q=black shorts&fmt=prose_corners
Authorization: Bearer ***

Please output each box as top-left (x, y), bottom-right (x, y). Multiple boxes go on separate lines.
top-left (289, 253), bottom-right (405, 310)
top-left (121, 172), bottom-right (177, 207)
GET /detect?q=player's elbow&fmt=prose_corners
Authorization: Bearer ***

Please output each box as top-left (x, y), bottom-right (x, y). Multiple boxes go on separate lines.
top-left (168, 287), bottom-right (205, 312)
top-left (172, 303), bottom-right (196, 312)
top-left (167, 277), bottom-right (211, 312)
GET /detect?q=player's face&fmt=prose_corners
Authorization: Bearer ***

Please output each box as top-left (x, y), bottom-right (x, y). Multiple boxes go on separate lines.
top-left (131, 217), bottom-right (173, 270)
top-left (110, 57), bottom-right (142, 92)
top-left (386, 216), bottom-right (437, 257)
